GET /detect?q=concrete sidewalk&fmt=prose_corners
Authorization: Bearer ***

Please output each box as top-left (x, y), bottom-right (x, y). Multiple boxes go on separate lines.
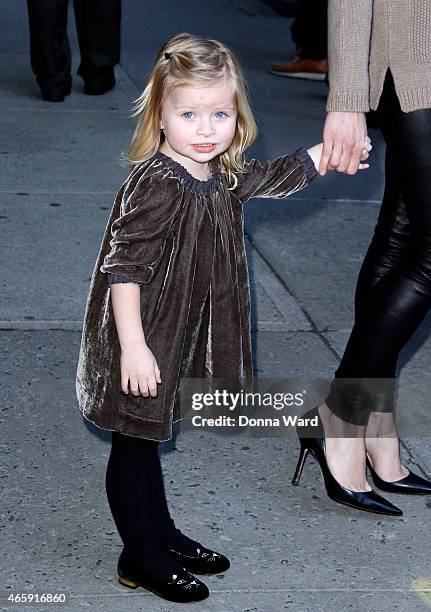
top-left (1, 1), bottom-right (431, 610)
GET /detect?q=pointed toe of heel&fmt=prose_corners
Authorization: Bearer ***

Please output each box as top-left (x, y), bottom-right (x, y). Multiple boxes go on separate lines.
top-left (335, 488), bottom-right (403, 516)
top-left (367, 458), bottom-right (431, 495)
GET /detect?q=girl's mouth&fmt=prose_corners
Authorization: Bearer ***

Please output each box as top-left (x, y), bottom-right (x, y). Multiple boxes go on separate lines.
top-left (192, 144), bottom-right (217, 153)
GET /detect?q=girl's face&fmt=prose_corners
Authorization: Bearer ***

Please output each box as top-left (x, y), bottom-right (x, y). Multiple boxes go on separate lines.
top-left (160, 78), bottom-right (238, 174)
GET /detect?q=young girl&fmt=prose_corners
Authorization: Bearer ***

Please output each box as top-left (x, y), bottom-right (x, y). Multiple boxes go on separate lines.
top-left (76, 32), bottom-right (371, 603)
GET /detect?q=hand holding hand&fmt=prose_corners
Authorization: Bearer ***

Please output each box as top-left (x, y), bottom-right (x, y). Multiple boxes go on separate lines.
top-left (326, 135), bottom-right (372, 172)
top-left (320, 111), bottom-right (369, 176)
top-left (308, 136), bottom-right (372, 174)
top-left (120, 340), bottom-right (161, 398)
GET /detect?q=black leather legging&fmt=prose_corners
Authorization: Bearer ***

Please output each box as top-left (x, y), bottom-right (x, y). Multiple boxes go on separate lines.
top-left (326, 69), bottom-right (431, 426)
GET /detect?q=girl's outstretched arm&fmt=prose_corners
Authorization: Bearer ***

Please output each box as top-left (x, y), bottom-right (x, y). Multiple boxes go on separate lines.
top-left (110, 283), bottom-right (161, 398)
top-left (231, 147), bottom-right (318, 203)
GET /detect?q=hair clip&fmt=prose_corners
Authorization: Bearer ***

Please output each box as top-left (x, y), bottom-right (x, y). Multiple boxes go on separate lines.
top-left (164, 52), bottom-right (171, 60)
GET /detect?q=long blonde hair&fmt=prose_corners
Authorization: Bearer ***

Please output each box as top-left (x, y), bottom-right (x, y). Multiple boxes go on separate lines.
top-left (122, 32), bottom-right (258, 187)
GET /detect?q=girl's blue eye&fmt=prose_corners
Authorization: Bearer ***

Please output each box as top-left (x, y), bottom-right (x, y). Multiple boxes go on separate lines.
top-left (181, 111), bottom-right (228, 119)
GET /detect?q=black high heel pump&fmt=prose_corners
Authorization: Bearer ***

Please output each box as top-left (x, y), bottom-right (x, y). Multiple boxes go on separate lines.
top-left (366, 457), bottom-right (431, 495)
top-left (292, 408), bottom-right (403, 516)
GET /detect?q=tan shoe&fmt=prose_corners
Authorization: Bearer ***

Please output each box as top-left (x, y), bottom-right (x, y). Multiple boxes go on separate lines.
top-left (270, 57), bottom-right (328, 81)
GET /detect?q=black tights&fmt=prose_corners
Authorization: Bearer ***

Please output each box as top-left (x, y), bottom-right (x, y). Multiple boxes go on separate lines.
top-left (105, 431), bottom-right (198, 571)
top-left (327, 69), bottom-right (431, 426)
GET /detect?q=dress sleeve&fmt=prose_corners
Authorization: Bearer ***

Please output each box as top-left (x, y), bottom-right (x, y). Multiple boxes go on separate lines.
top-left (107, 272), bottom-right (138, 285)
top-left (99, 172), bottom-right (181, 285)
top-left (232, 147), bottom-right (318, 204)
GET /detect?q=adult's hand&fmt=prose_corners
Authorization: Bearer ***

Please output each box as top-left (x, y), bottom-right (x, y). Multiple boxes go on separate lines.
top-left (319, 111), bottom-right (368, 176)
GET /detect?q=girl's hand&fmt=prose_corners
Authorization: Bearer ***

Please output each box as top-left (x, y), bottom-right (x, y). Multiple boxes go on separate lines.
top-left (358, 135), bottom-right (372, 170)
top-left (120, 340), bottom-right (162, 398)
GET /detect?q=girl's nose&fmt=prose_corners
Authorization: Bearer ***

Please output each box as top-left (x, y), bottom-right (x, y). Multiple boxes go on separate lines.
top-left (196, 121), bottom-right (215, 137)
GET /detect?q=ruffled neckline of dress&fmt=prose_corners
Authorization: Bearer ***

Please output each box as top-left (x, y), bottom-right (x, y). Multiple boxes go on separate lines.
top-left (154, 150), bottom-right (221, 196)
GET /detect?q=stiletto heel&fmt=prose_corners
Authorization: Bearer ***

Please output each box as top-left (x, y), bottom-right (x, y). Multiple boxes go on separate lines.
top-left (292, 407), bottom-right (403, 516)
top-left (366, 456), bottom-right (431, 495)
top-left (292, 443), bottom-right (309, 486)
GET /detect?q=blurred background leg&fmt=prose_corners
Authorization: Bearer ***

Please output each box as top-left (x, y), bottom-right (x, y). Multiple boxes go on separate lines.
top-left (26, 0), bottom-right (72, 101)
top-left (73, 0), bottom-right (121, 94)
top-left (270, 0), bottom-right (328, 80)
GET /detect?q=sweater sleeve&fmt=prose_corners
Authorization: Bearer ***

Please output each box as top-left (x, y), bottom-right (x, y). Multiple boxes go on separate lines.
top-left (326, 0), bottom-right (373, 112)
top-left (232, 147), bottom-right (318, 204)
top-left (99, 173), bottom-right (181, 285)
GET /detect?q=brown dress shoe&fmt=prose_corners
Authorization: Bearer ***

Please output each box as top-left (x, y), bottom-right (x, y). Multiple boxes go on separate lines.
top-left (270, 57), bottom-right (328, 81)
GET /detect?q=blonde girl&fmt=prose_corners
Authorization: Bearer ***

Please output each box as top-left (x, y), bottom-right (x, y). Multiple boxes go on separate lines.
top-left (76, 32), bottom-right (371, 603)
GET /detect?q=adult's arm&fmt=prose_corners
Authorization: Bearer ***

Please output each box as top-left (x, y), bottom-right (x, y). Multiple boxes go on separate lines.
top-left (320, 0), bottom-right (373, 176)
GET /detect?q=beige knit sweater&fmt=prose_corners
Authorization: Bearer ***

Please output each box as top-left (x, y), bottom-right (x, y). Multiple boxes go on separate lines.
top-left (326, 0), bottom-right (431, 113)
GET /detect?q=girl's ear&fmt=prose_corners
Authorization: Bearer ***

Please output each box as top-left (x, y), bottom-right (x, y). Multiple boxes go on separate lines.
top-left (160, 115), bottom-right (164, 130)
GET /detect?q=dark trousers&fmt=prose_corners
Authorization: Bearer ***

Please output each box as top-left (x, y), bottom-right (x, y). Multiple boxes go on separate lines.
top-left (291, 0), bottom-right (328, 60)
top-left (26, 0), bottom-right (121, 95)
top-left (327, 69), bottom-right (431, 427)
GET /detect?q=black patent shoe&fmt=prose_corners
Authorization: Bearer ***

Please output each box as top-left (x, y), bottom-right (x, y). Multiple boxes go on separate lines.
top-left (38, 75), bottom-right (72, 102)
top-left (41, 92), bottom-right (65, 102)
top-left (40, 84), bottom-right (71, 102)
top-left (167, 544), bottom-right (230, 575)
top-left (117, 549), bottom-right (209, 603)
top-left (292, 408), bottom-right (403, 516)
top-left (367, 457), bottom-right (431, 495)
top-left (82, 68), bottom-right (115, 95)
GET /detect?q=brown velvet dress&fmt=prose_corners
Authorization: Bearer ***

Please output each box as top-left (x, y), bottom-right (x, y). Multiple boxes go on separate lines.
top-left (75, 147), bottom-right (317, 441)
